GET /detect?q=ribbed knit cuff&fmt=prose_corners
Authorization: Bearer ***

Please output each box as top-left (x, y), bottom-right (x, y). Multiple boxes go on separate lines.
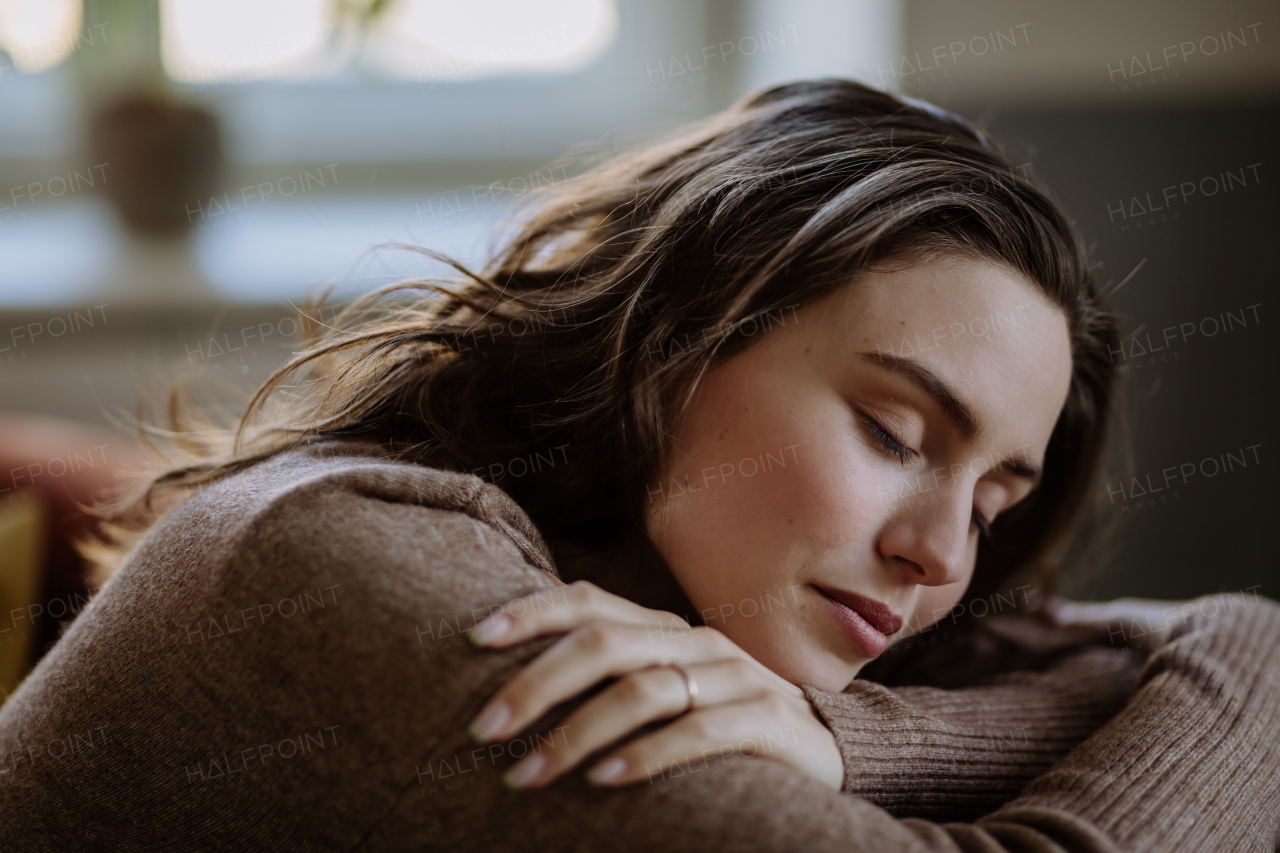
top-left (983, 594), bottom-right (1280, 852)
top-left (803, 646), bottom-right (1145, 820)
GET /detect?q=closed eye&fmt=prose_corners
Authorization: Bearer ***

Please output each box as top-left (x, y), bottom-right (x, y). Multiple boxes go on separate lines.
top-left (860, 409), bottom-right (996, 540)
top-left (860, 413), bottom-right (914, 465)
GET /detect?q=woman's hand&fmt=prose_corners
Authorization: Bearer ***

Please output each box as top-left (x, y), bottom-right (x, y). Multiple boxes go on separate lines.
top-left (465, 580), bottom-right (844, 791)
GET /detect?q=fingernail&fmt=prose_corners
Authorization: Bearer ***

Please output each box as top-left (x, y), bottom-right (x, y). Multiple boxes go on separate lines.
top-left (469, 614), bottom-right (511, 645)
top-left (467, 702), bottom-right (511, 743)
top-left (503, 753), bottom-right (546, 789)
top-left (586, 756), bottom-right (626, 785)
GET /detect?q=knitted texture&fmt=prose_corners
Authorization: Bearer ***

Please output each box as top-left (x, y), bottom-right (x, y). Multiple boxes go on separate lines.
top-left (1, 440), bottom-right (1276, 851)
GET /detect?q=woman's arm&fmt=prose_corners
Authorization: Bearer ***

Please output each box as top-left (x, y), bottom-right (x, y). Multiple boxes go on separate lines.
top-left (465, 579), bottom-right (1148, 817)
top-left (445, 543), bottom-right (1280, 850)
top-left (471, 580), bottom-right (1265, 830)
top-left (990, 590), bottom-right (1280, 850)
top-left (3, 454), bottom-right (1276, 851)
top-left (431, 580), bottom-right (1280, 852)
top-left (805, 644), bottom-right (1146, 820)
top-left (814, 591), bottom-right (1280, 826)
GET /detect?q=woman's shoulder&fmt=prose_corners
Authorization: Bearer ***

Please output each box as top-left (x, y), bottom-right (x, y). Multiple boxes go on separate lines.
top-left (0, 442), bottom-right (569, 847)
top-left (77, 436), bottom-right (566, 694)
top-left (157, 439), bottom-right (556, 581)
top-left (93, 437), bottom-right (566, 679)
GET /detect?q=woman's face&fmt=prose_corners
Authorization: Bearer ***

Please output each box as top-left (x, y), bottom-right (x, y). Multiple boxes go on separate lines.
top-left (644, 255), bottom-right (1074, 691)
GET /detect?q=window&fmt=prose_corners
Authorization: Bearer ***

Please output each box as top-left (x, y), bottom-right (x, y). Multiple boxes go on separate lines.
top-left (160, 0), bottom-right (619, 85)
top-left (0, 0), bottom-right (82, 74)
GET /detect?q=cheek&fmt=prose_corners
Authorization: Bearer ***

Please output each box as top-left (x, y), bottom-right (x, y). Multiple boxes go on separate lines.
top-left (648, 382), bottom-right (898, 619)
top-left (646, 411), bottom-right (820, 612)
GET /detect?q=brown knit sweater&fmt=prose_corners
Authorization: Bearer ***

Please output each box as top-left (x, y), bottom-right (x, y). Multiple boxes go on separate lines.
top-left (1, 439), bottom-right (1277, 851)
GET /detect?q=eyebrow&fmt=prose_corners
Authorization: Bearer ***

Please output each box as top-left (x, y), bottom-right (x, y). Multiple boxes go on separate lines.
top-left (857, 351), bottom-right (1042, 483)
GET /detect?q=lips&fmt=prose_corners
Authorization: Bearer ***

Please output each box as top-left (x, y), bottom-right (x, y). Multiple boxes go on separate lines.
top-left (815, 587), bottom-right (904, 635)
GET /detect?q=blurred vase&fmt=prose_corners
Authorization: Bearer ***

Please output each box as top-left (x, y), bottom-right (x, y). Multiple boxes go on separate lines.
top-left (87, 90), bottom-right (223, 302)
top-left (88, 90), bottom-right (222, 236)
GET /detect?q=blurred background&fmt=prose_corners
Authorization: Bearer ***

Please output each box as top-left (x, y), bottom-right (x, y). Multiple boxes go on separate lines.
top-left (0, 0), bottom-right (1276, 687)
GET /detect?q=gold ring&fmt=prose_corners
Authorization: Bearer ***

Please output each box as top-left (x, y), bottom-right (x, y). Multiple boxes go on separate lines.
top-left (670, 662), bottom-right (699, 713)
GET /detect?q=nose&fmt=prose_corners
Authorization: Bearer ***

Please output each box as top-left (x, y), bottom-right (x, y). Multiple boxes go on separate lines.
top-left (876, 482), bottom-right (973, 587)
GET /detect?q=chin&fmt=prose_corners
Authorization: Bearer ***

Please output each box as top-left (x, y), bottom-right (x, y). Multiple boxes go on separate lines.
top-left (805, 669), bottom-right (863, 693)
top-left (750, 640), bottom-right (868, 693)
top-left (787, 661), bottom-right (866, 693)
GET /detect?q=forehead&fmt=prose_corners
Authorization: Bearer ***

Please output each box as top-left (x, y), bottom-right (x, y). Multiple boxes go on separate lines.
top-left (811, 255), bottom-right (1073, 440)
top-left (838, 256), bottom-right (1047, 332)
top-left (816, 255), bottom-right (1061, 348)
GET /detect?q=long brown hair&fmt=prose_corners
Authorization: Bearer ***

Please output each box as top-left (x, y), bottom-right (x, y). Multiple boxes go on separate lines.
top-left (90, 79), bottom-right (1120, 607)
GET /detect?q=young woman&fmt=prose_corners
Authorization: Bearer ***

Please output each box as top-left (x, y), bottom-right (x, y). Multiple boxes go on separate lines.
top-left (1, 79), bottom-right (1277, 851)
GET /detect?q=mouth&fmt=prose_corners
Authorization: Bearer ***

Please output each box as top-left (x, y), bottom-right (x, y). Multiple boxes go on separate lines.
top-left (812, 585), bottom-right (904, 659)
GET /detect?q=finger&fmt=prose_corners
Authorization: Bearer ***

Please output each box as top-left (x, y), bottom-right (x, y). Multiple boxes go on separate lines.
top-left (584, 695), bottom-right (804, 787)
top-left (468, 579), bottom-right (689, 647)
top-left (467, 622), bottom-right (733, 743)
top-left (505, 658), bottom-right (766, 789)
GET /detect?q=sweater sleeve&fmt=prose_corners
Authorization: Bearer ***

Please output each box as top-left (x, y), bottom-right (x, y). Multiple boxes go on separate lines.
top-left (803, 643), bottom-right (1147, 821)
top-left (2, 460), bottom-right (1278, 853)
top-left (984, 592), bottom-right (1280, 851)
top-left (389, 525), bottom-right (1280, 853)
